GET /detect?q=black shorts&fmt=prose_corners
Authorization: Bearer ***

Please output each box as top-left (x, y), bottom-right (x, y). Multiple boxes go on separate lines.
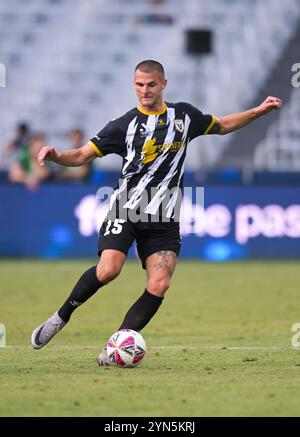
top-left (98, 219), bottom-right (181, 269)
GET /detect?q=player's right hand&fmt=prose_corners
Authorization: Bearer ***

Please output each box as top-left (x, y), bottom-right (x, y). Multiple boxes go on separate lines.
top-left (37, 146), bottom-right (59, 166)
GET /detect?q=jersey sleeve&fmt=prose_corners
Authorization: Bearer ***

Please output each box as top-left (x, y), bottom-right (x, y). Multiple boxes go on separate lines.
top-left (184, 103), bottom-right (216, 140)
top-left (88, 119), bottom-right (126, 158)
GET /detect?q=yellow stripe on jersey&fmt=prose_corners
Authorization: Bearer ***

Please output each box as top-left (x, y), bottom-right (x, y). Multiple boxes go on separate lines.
top-left (88, 140), bottom-right (104, 157)
top-left (204, 115), bottom-right (217, 135)
top-left (137, 102), bottom-right (167, 116)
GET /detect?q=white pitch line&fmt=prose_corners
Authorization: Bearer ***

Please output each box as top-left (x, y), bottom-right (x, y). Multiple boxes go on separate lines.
top-left (2, 345), bottom-right (298, 351)
top-left (155, 346), bottom-right (296, 351)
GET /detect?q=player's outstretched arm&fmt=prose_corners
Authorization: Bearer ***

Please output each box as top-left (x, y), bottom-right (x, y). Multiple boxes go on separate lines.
top-left (37, 143), bottom-right (98, 167)
top-left (207, 96), bottom-right (283, 135)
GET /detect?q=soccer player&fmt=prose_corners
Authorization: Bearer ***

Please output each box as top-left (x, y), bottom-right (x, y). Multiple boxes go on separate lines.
top-left (31, 60), bottom-right (282, 365)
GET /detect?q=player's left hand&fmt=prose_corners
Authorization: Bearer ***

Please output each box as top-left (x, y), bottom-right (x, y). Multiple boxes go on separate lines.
top-left (258, 96), bottom-right (283, 115)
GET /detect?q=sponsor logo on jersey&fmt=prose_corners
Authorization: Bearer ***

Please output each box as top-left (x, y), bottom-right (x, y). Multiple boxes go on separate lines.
top-left (157, 141), bottom-right (185, 153)
top-left (142, 139), bottom-right (185, 164)
top-left (142, 138), bottom-right (158, 164)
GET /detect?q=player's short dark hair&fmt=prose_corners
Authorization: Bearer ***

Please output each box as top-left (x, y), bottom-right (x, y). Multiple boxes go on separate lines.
top-left (135, 60), bottom-right (165, 78)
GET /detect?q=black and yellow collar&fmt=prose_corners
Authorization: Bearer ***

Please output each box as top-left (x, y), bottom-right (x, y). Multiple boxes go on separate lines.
top-left (137, 102), bottom-right (167, 116)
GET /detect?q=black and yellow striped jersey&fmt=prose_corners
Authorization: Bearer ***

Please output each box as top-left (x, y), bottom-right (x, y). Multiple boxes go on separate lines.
top-left (89, 101), bottom-right (215, 220)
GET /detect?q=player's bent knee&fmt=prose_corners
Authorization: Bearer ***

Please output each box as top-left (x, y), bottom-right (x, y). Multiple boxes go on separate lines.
top-left (96, 265), bottom-right (121, 284)
top-left (147, 278), bottom-right (170, 297)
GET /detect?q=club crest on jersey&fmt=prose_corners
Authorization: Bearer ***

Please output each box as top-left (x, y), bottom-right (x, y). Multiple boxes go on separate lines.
top-left (174, 119), bottom-right (184, 133)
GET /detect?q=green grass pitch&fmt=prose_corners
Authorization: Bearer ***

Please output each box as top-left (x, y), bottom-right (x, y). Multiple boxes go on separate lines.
top-left (0, 259), bottom-right (300, 417)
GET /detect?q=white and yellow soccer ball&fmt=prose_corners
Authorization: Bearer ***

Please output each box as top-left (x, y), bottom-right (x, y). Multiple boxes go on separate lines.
top-left (106, 329), bottom-right (147, 368)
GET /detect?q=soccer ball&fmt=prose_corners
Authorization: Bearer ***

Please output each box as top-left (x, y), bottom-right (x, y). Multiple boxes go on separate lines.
top-left (106, 329), bottom-right (147, 368)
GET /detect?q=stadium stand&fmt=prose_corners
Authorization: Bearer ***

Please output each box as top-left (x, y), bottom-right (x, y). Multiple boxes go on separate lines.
top-left (0, 0), bottom-right (299, 173)
top-left (254, 88), bottom-right (300, 171)
top-left (216, 17), bottom-right (300, 173)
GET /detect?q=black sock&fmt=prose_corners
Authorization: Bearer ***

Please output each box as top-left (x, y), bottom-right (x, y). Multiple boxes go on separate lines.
top-left (118, 289), bottom-right (164, 332)
top-left (58, 266), bottom-right (104, 323)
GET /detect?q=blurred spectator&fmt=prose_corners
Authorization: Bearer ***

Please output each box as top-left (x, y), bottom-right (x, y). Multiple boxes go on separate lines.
top-left (138, 14), bottom-right (173, 24)
top-left (9, 133), bottom-right (51, 191)
top-left (4, 122), bottom-right (31, 156)
top-left (135, 0), bottom-right (173, 25)
top-left (58, 129), bottom-right (92, 182)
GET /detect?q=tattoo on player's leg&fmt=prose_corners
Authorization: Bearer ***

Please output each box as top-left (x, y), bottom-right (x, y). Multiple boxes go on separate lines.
top-left (153, 251), bottom-right (177, 277)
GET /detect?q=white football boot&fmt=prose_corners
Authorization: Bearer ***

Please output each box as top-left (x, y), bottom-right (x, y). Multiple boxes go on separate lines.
top-left (31, 312), bottom-right (66, 349)
top-left (97, 347), bottom-right (115, 366)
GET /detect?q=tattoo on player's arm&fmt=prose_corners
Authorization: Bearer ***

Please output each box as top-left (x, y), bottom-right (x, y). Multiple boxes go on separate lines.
top-left (153, 251), bottom-right (177, 277)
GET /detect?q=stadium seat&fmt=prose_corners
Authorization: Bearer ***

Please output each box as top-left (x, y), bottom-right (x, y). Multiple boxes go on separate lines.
top-left (0, 0), bottom-right (299, 171)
